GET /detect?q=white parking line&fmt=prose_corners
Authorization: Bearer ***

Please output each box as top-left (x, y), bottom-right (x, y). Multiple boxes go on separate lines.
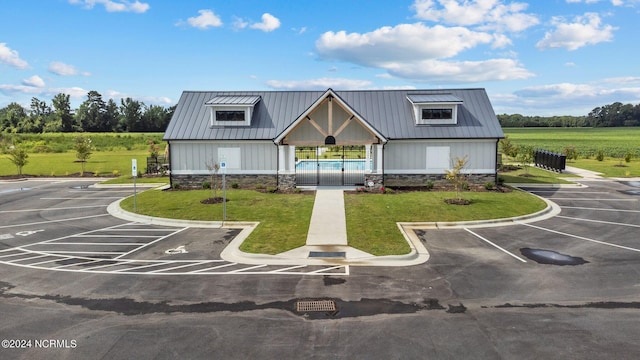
top-left (7, 254), bottom-right (50, 263)
top-left (188, 262), bottom-right (239, 273)
top-left (113, 227), bottom-right (188, 259)
top-left (0, 205), bottom-right (107, 213)
top-left (519, 222), bottom-right (640, 253)
top-left (562, 206), bottom-right (640, 213)
top-left (309, 265), bottom-right (350, 274)
top-left (228, 264), bottom-right (268, 273)
top-left (464, 228), bottom-right (527, 263)
top-left (556, 215), bottom-right (640, 228)
top-left (550, 198), bottom-right (637, 201)
top-left (44, 242), bottom-right (143, 246)
top-left (0, 214), bottom-right (110, 229)
top-left (40, 197), bottom-right (123, 200)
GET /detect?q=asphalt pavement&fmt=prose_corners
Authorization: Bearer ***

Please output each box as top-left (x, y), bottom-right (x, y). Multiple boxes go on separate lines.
top-left (1, 177), bottom-right (639, 359)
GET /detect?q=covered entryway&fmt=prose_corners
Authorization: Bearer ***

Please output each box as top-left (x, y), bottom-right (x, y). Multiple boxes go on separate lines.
top-left (274, 89), bottom-right (387, 188)
top-left (295, 146), bottom-right (368, 186)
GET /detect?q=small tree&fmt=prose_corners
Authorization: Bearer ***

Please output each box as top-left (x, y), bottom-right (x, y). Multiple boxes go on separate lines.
top-left (499, 136), bottom-right (518, 163)
top-left (148, 140), bottom-right (160, 159)
top-left (74, 136), bottom-right (92, 176)
top-left (517, 145), bottom-right (534, 175)
top-left (204, 158), bottom-right (220, 198)
top-left (563, 145), bottom-right (578, 161)
top-left (445, 155), bottom-right (469, 202)
top-left (8, 146), bottom-right (29, 176)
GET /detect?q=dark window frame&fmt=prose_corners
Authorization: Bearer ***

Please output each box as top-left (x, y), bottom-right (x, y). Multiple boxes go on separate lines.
top-left (215, 110), bottom-right (246, 122)
top-left (421, 108), bottom-right (453, 120)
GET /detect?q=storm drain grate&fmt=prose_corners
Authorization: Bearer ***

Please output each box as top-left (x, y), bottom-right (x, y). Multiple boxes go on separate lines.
top-left (296, 300), bottom-right (337, 312)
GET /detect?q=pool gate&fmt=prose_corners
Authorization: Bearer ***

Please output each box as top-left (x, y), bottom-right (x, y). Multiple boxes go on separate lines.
top-left (295, 146), bottom-right (367, 186)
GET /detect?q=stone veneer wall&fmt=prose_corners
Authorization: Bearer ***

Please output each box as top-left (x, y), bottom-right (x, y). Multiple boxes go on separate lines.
top-left (171, 174), bottom-right (277, 189)
top-left (384, 173), bottom-right (495, 187)
top-left (277, 174), bottom-right (296, 190)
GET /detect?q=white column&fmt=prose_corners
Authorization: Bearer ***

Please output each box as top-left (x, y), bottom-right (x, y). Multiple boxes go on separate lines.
top-left (365, 144), bottom-right (372, 173)
top-left (375, 144), bottom-right (383, 173)
top-left (288, 145), bottom-right (296, 174)
top-left (278, 145), bottom-right (286, 172)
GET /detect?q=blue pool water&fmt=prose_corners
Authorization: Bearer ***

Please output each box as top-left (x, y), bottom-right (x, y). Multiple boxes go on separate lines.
top-left (296, 159), bottom-right (371, 171)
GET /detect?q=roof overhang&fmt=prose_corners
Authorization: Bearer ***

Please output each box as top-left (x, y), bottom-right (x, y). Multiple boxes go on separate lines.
top-left (274, 88), bottom-right (388, 145)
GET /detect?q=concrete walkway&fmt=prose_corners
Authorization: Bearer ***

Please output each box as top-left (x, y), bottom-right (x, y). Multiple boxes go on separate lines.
top-left (306, 189), bottom-right (348, 246)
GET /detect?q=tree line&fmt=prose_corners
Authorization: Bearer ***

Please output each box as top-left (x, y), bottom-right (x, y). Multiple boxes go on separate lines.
top-left (499, 101), bottom-right (640, 127)
top-left (0, 90), bottom-right (175, 133)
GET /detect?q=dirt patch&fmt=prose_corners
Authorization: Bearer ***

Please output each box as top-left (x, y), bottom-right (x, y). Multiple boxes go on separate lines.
top-left (200, 197), bottom-right (227, 204)
top-left (444, 198), bottom-right (472, 205)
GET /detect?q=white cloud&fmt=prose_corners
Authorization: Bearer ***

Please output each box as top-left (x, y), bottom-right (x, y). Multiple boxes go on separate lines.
top-left (494, 80), bottom-right (640, 115)
top-left (232, 17), bottom-right (249, 30)
top-left (48, 61), bottom-right (90, 76)
top-left (0, 83), bottom-right (87, 99)
top-left (412, 0), bottom-right (539, 33)
top-left (566, 0), bottom-right (628, 5)
top-left (316, 23), bottom-right (493, 66)
top-left (536, 13), bottom-right (616, 50)
top-left (385, 58), bottom-right (534, 83)
top-left (601, 76), bottom-right (640, 84)
top-left (69, 0), bottom-right (150, 13)
top-left (249, 13), bottom-right (281, 32)
top-left (265, 77), bottom-right (372, 90)
top-left (0, 43), bottom-right (29, 69)
top-left (22, 75), bottom-right (45, 88)
top-left (185, 9), bottom-right (223, 30)
top-left (314, 22), bottom-right (533, 83)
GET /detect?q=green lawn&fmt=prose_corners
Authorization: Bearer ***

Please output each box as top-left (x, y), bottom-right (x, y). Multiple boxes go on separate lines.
top-left (120, 188), bottom-right (547, 256)
top-left (499, 164), bottom-right (574, 184)
top-left (100, 175), bottom-right (169, 184)
top-left (569, 158), bottom-right (638, 178)
top-left (120, 189), bottom-right (315, 255)
top-left (345, 190), bottom-right (546, 255)
top-left (0, 150), bottom-right (149, 177)
top-left (503, 127), bottom-right (640, 158)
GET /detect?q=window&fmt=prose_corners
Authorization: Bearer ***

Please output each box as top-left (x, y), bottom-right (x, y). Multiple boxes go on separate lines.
top-left (407, 94), bottom-right (462, 125)
top-left (422, 108), bottom-right (452, 121)
top-left (206, 95), bottom-right (261, 127)
top-left (216, 110), bottom-right (246, 122)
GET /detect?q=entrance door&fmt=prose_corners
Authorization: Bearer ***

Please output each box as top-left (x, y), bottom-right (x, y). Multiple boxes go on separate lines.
top-left (295, 146), bottom-right (366, 186)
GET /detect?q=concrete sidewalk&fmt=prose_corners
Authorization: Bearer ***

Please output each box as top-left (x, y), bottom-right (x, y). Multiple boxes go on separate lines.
top-left (306, 189), bottom-right (348, 246)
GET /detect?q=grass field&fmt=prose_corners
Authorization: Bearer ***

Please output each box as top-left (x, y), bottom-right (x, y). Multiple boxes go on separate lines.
top-left (503, 127), bottom-right (640, 177)
top-left (0, 150), bottom-right (149, 177)
top-left (503, 127), bottom-right (640, 158)
top-left (1, 132), bottom-right (165, 153)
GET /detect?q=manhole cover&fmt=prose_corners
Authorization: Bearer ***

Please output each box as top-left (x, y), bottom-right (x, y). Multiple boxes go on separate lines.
top-left (296, 300), bottom-right (337, 312)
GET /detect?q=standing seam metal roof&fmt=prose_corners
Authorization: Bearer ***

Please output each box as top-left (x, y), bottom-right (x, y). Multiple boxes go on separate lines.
top-left (163, 88), bottom-right (504, 141)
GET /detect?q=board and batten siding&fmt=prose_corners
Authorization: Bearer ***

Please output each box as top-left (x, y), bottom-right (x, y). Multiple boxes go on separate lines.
top-left (169, 140), bottom-right (277, 175)
top-left (384, 139), bottom-right (497, 174)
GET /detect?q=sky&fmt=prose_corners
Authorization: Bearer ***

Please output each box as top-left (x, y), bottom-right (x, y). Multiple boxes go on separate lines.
top-left (1, 0), bottom-right (639, 116)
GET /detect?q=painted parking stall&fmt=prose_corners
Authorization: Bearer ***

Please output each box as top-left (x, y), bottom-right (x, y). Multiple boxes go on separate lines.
top-left (0, 180), bottom-right (348, 276)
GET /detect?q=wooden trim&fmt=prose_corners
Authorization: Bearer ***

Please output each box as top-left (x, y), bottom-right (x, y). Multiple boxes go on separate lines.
top-left (334, 115), bottom-right (353, 137)
top-left (306, 116), bottom-right (328, 137)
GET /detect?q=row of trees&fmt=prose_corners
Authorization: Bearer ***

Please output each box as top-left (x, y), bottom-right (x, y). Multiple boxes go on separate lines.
top-left (0, 91), bottom-right (175, 133)
top-left (498, 101), bottom-right (640, 128)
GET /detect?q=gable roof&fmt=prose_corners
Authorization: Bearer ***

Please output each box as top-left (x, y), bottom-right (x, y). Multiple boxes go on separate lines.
top-left (273, 88), bottom-right (388, 144)
top-left (163, 88), bottom-right (504, 141)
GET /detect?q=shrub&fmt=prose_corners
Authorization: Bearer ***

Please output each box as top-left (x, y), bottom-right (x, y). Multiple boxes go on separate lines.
top-left (231, 182), bottom-right (239, 189)
top-left (8, 146), bottom-right (29, 175)
top-left (625, 151), bottom-right (632, 163)
top-left (563, 145), bottom-right (578, 161)
top-left (596, 149), bottom-right (605, 161)
top-left (484, 181), bottom-right (495, 190)
top-left (202, 181), bottom-right (211, 189)
top-left (382, 187), bottom-right (394, 194)
top-left (425, 180), bottom-right (435, 190)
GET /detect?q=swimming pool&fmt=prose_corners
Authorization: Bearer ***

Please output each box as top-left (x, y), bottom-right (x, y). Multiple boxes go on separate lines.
top-left (295, 159), bottom-right (371, 171)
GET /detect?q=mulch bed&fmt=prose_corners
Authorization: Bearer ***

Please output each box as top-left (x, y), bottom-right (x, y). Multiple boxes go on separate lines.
top-left (200, 197), bottom-right (227, 204)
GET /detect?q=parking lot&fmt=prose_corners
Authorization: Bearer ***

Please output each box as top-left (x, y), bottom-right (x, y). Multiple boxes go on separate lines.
top-left (1, 178), bottom-right (639, 359)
